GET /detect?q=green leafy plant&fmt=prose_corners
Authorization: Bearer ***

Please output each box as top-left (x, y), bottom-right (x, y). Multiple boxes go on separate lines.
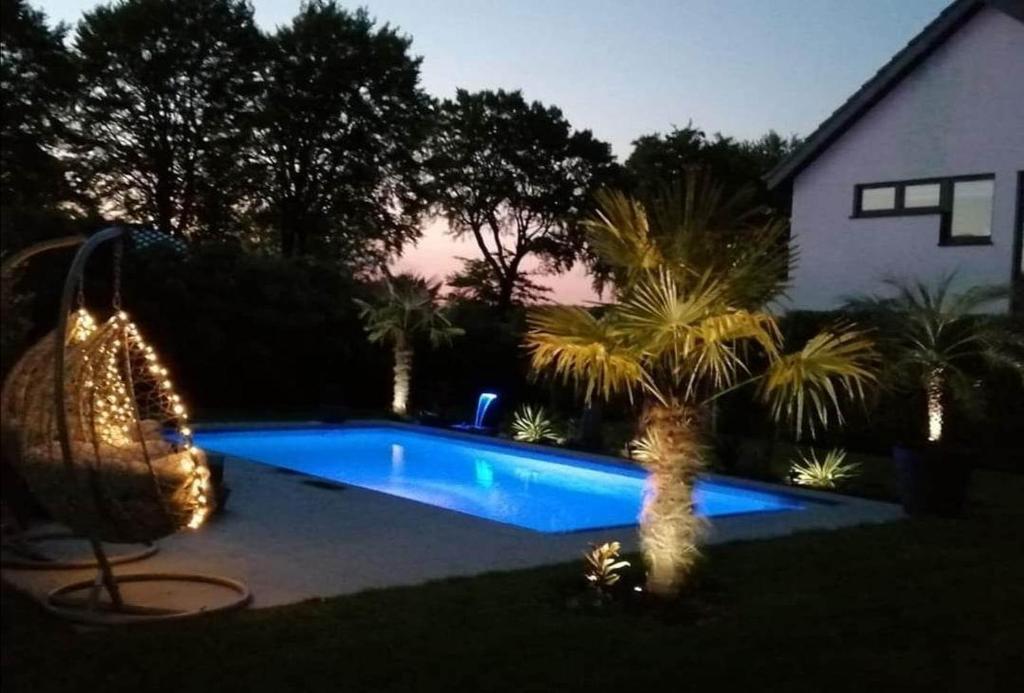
top-left (584, 541), bottom-right (631, 596)
top-left (510, 404), bottom-right (560, 443)
top-left (845, 276), bottom-right (1024, 444)
top-left (789, 448), bottom-right (858, 489)
top-left (526, 170), bottom-right (877, 596)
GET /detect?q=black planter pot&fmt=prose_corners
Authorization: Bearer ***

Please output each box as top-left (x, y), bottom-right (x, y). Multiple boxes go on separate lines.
top-left (892, 444), bottom-right (973, 517)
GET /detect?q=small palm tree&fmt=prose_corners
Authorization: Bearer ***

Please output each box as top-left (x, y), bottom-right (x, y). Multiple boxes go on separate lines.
top-left (844, 276), bottom-right (1024, 444)
top-left (356, 275), bottom-right (464, 416)
top-left (526, 171), bottom-right (877, 596)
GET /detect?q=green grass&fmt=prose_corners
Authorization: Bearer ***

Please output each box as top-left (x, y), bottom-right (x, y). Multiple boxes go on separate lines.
top-left (3, 472), bottom-right (1023, 693)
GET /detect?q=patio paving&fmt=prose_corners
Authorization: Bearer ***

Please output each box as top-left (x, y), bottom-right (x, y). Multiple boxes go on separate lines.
top-left (2, 454), bottom-right (902, 609)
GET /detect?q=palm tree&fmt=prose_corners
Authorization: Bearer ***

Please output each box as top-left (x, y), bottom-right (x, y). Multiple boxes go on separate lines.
top-left (356, 275), bottom-right (464, 416)
top-left (844, 276), bottom-right (1024, 444)
top-left (526, 171), bottom-right (877, 596)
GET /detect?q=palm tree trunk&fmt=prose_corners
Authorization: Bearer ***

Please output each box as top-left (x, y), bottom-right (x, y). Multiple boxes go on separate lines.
top-left (926, 367), bottom-right (943, 442)
top-left (636, 401), bottom-right (706, 597)
top-left (392, 338), bottom-right (412, 416)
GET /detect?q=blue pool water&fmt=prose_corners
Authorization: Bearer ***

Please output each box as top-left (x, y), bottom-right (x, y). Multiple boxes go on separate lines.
top-left (193, 426), bottom-right (806, 533)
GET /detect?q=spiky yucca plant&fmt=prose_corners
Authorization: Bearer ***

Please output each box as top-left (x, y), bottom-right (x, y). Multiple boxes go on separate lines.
top-left (526, 171), bottom-right (877, 596)
top-left (510, 404), bottom-right (560, 443)
top-left (845, 276), bottom-right (1024, 444)
top-left (356, 275), bottom-right (464, 416)
top-left (790, 448), bottom-right (858, 489)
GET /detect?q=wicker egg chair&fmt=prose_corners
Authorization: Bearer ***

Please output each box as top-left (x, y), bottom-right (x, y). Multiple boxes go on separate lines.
top-left (2, 227), bottom-right (250, 623)
top-left (1, 236), bottom-right (157, 570)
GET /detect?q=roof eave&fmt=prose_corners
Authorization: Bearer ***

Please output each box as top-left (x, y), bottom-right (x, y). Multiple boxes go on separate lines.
top-left (764, 0), bottom-right (985, 190)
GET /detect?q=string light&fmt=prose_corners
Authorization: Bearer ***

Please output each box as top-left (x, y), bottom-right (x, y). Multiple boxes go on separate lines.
top-left (79, 309), bottom-right (211, 530)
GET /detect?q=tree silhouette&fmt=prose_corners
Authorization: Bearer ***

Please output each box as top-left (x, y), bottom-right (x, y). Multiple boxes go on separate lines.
top-left (252, 1), bottom-right (434, 266)
top-left (446, 257), bottom-right (551, 306)
top-left (433, 89), bottom-right (617, 313)
top-left (71, 0), bottom-right (262, 241)
top-left (1, 0), bottom-right (82, 252)
top-left (626, 124), bottom-right (802, 211)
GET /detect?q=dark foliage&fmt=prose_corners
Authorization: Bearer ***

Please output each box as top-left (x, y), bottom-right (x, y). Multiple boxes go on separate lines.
top-left (446, 257), bottom-right (551, 306)
top-left (115, 243), bottom-right (391, 417)
top-left (71, 0), bottom-right (263, 241)
top-left (432, 89), bottom-right (619, 312)
top-left (252, 1), bottom-right (435, 266)
top-left (0, 0), bottom-right (93, 254)
top-left (626, 123), bottom-right (801, 213)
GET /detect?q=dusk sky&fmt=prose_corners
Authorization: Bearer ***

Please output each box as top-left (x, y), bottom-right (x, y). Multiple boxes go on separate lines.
top-left (41, 0), bottom-right (950, 302)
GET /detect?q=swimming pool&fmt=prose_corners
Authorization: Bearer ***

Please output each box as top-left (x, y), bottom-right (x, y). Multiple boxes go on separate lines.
top-left (193, 425), bottom-right (807, 533)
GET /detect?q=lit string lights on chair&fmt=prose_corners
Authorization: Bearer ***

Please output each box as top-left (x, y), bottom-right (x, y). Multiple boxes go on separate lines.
top-left (85, 310), bottom-right (211, 529)
top-left (0, 227), bottom-right (249, 623)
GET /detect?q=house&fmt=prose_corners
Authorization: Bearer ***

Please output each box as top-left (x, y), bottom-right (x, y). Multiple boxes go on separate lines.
top-left (766, 0), bottom-right (1024, 313)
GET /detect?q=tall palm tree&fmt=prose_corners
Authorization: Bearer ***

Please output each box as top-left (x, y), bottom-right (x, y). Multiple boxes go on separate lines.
top-left (356, 275), bottom-right (463, 416)
top-left (526, 171), bottom-right (877, 596)
top-left (844, 276), bottom-right (1024, 444)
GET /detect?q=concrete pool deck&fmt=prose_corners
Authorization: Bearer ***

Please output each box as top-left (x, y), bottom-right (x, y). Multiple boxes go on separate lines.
top-left (2, 444), bottom-right (902, 609)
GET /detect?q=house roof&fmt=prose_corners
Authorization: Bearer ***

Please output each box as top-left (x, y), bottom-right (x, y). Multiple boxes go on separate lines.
top-left (765, 0), bottom-right (1024, 190)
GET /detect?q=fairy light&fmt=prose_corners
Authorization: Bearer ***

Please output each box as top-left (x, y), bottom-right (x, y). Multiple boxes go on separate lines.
top-left (71, 308), bottom-right (98, 343)
top-left (81, 309), bottom-right (211, 530)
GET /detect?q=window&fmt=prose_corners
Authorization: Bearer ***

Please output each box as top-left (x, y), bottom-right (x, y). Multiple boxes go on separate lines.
top-left (904, 183), bottom-right (941, 208)
top-left (853, 174), bottom-right (994, 246)
top-left (860, 186), bottom-right (896, 211)
top-left (949, 179), bottom-right (994, 239)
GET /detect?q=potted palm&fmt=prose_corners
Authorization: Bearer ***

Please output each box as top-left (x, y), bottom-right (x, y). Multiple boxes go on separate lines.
top-left (845, 277), bottom-right (1023, 516)
top-left (526, 172), bottom-right (877, 597)
top-left (356, 274), bottom-right (464, 417)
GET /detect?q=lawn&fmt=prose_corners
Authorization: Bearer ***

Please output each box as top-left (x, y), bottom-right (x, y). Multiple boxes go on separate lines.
top-left (3, 471), bottom-right (1022, 693)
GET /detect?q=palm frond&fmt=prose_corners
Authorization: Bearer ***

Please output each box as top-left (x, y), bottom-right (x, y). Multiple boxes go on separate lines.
top-left (583, 189), bottom-right (663, 291)
top-left (843, 275), bottom-right (1022, 411)
top-left (644, 171), bottom-right (794, 306)
top-left (357, 274), bottom-right (462, 347)
top-left (760, 325), bottom-right (877, 439)
top-left (616, 269), bottom-right (782, 394)
top-left (526, 305), bottom-right (652, 403)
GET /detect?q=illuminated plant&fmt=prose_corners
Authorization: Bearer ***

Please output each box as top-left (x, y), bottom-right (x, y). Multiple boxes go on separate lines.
top-left (584, 541), bottom-right (631, 597)
top-left (526, 171), bottom-right (877, 596)
top-left (789, 447), bottom-right (858, 489)
top-left (356, 274), bottom-right (463, 416)
top-left (510, 404), bottom-right (560, 443)
top-left (845, 276), bottom-right (1024, 444)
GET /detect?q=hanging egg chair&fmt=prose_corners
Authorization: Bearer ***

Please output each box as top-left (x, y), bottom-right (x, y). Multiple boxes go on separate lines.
top-left (1, 227), bottom-right (250, 623)
top-left (1, 236), bottom-right (157, 570)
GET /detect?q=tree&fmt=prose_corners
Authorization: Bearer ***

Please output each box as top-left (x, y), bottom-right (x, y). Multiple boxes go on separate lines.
top-left (252, 1), bottom-right (434, 266)
top-left (844, 276), bottom-right (1023, 444)
top-left (71, 0), bottom-right (262, 241)
top-left (626, 124), bottom-right (801, 211)
top-left (526, 171), bottom-right (876, 596)
top-left (0, 0), bottom-right (82, 253)
top-left (356, 274), bottom-right (463, 416)
top-left (446, 257), bottom-right (550, 306)
top-left (433, 89), bottom-right (617, 313)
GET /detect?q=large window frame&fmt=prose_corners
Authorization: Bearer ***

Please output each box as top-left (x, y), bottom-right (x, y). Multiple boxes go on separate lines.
top-left (852, 173), bottom-right (995, 247)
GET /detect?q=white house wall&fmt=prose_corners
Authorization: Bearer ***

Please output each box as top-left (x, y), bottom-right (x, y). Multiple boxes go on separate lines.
top-left (788, 7), bottom-right (1024, 312)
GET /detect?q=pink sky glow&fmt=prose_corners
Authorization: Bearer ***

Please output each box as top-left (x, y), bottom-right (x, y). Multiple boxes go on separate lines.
top-left (390, 217), bottom-right (602, 306)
